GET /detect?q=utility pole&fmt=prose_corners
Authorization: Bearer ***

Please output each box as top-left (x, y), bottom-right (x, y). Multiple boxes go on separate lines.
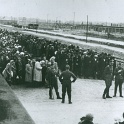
top-left (56, 17), bottom-right (58, 30)
top-left (73, 12), bottom-right (75, 26)
top-left (86, 15), bottom-right (88, 43)
top-left (47, 14), bottom-right (49, 29)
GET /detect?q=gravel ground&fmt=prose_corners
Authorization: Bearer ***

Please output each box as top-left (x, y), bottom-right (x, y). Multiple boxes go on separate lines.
top-left (11, 79), bottom-right (124, 124)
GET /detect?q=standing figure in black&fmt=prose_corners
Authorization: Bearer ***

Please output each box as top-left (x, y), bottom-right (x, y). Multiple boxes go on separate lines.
top-left (102, 60), bottom-right (113, 99)
top-left (59, 65), bottom-right (77, 104)
top-left (113, 62), bottom-right (124, 97)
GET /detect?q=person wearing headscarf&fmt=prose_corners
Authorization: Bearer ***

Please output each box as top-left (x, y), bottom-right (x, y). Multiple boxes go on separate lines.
top-left (46, 57), bottom-right (61, 99)
top-left (2, 60), bottom-right (14, 86)
top-left (50, 56), bottom-right (58, 75)
top-left (25, 59), bottom-right (33, 86)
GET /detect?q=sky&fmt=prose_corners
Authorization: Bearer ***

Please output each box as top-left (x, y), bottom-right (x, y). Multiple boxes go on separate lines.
top-left (0, 0), bottom-right (124, 23)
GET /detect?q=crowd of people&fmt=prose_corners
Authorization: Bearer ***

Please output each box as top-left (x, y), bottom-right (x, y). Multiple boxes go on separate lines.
top-left (0, 28), bottom-right (116, 83)
top-left (102, 61), bottom-right (124, 99)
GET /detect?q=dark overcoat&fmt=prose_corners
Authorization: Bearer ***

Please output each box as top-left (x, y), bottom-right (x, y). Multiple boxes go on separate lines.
top-left (103, 65), bottom-right (113, 87)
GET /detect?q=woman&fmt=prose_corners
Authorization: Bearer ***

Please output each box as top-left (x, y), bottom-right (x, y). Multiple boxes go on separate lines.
top-left (2, 60), bottom-right (14, 86)
top-left (25, 59), bottom-right (33, 87)
top-left (33, 58), bottom-right (42, 87)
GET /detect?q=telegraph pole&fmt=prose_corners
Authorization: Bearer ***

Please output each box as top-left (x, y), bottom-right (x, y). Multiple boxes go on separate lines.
top-left (73, 12), bottom-right (75, 26)
top-left (47, 14), bottom-right (49, 29)
top-left (56, 17), bottom-right (58, 30)
top-left (86, 15), bottom-right (88, 43)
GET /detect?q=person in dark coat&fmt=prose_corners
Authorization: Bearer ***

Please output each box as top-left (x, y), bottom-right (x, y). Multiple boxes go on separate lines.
top-left (91, 55), bottom-right (99, 79)
top-left (113, 62), bottom-right (124, 97)
top-left (59, 65), bottom-right (77, 104)
top-left (102, 60), bottom-right (113, 99)
top-left (83, 54), bottom-right (90, 79)
top-left (40, 60), bottom-right (47, 87)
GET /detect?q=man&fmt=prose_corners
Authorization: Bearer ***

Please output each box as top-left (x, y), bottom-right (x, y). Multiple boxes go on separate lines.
top-left (102, 60), bottom-right (113, 99)
top-left (46, 60), bottom-right (61, 99)
top-left (59, 65), bottom-right (77, 104)
top-left (113, 62), bottom-right (124, 97)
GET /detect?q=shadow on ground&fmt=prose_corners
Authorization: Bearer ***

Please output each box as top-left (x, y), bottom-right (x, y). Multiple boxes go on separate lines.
top-left (0, 99), bottom-right (17, 122)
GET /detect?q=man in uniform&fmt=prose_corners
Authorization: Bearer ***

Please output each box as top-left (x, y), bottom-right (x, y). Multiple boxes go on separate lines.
top-left (46, 58), bottom-right (61, 99)
top-left (102, 60), bottom-right (113, 99)
top-left (113, 62), bottom-right (124, 97)
top-left (59, 65), bottom-right (77, 104)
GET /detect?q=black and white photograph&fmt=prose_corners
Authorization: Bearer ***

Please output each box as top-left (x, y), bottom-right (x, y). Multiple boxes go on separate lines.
top-left (1, 0), bottom-right (124, 124)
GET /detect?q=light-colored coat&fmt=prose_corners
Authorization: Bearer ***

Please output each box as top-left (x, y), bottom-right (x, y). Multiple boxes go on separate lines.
top-left (33, 61), bottom-right (42, 82)
top-left (2, 63), bottom-right (12, 80)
